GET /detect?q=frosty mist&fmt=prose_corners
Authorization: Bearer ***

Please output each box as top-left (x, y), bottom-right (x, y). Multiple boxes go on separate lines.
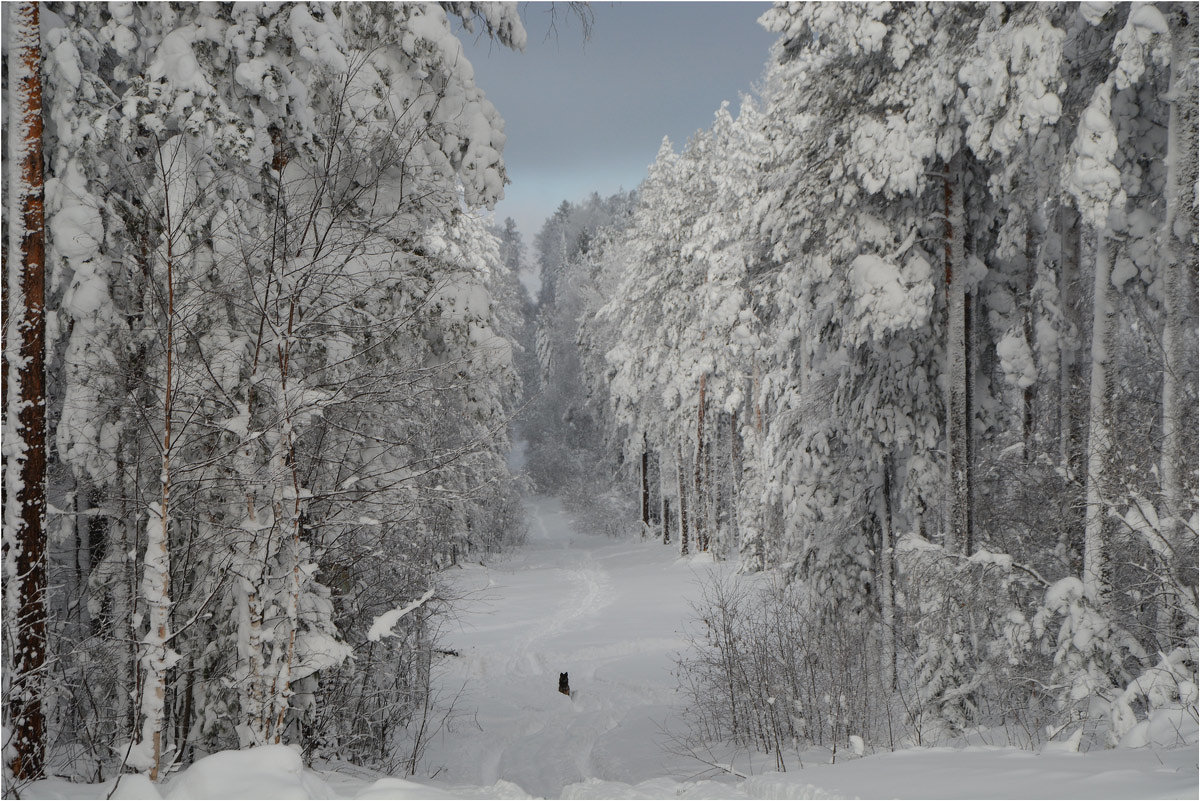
top-left (2, 2), bottom-right (1198, 798)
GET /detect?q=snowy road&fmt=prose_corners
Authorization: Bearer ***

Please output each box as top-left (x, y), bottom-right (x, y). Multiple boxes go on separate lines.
top-left (420, 494), bottom-right (707, 798)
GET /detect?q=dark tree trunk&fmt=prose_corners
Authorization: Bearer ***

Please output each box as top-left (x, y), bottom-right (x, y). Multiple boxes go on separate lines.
top-left (640, 434), bottom-right (650, 537)
top-left (661, 497), bottom-right (671, 545)
top-left (677, 438), bottom-right (689, 556)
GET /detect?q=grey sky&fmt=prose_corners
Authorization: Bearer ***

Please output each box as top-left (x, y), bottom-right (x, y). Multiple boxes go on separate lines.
top-left (457, 2), bottom-right (776, 252)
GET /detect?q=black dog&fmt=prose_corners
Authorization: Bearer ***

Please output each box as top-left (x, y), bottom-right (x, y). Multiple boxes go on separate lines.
top-left (558, 672), bottom-right (570, 696)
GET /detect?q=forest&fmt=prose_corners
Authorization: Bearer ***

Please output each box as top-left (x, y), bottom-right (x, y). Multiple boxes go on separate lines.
top-left (3, 1), bottom-right (1198, 797)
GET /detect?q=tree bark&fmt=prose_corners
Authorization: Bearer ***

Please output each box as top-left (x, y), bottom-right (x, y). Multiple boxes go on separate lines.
top-left (1157, 4), bottom-right (1199, 647)
top-left (268, 311), bottom-right (307, 743)
top-left (1023, 225), bottom-right (1036, 462)
top-left (702, 435), bottom-right (712, 551)
top-left (661, 497), bottom-right (671, 545)
top-left (641, 433), bottom-right (650, 538)
top-left (737, 373), bottom-right (765, 572)
top-left (677, 438), bottom-right (689, 556)
top-left (1083, 228), bottom-right (1115, 606)
top-left (660, 443), bottom-right (671, 544)
top-left (136, 140), bottom-right (180, 781)
top-left (1058, 206), bottom-right (1082, 482)
top-left (943, 155), bottom-right (972, 556)
top-left (694, 374), bottom-right (707, 552)
top-left (726, 409), bottom-right (739, 550)
top-left (3, 1), bottom-right (47, 780)
top-left (877, 466), bottom-right (896, 691)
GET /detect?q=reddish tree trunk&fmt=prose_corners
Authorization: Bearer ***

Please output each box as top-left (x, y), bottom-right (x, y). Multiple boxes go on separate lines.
top-left (3, 1), bottom-right (48, 780)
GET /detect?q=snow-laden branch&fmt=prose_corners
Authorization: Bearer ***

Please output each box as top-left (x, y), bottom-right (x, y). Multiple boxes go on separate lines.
top-left (366, 588), bottom-right (436, 642)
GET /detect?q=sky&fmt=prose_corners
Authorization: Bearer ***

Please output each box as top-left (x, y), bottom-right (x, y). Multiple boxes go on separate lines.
top-left (456, 2), bottom-right (777, 259)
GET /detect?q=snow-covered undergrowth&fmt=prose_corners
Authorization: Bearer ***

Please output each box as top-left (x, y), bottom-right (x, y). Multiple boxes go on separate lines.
top-left (22, 495), bottom-right (1197, 799)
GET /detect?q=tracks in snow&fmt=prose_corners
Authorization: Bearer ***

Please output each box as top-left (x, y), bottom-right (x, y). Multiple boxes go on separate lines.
top-left (423, 494), bottom-right (704, 797)
top-left (515, 559), bottom-right (613, 674)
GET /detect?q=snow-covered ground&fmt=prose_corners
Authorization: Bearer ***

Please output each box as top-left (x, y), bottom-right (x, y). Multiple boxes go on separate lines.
top-left (23, 493), bottom-right (1198, 799)
top-left (415, 494), bottom-right (707, 796)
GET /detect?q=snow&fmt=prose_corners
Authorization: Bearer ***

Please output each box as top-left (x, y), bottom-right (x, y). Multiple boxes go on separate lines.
top-left (146, 27), bottom-right (214, 95)
top-left (851, 114), bottom-right (935, 197)
top-left (1079, 3), bottom-right (1115, 26)
top-left (1044, 576), bottom-right (1087, 612)
top-left (996, 330), bottom-right (1037, 389)
top-left (29, 742), bottom-right (1198, 799)
top-left (22, 491), bottom-right (1199, 799)
top-left (287, 4), bottom-right (349, 74)
top-left (417, 494), bottom-right (704, 797)
top-left (25, 774), bottom-right (160, 800)
top-left (552, 746), bottom-right (1197, 799)
top-left (365, 588), bottom-right (437, 642)
top-left (1065, 81), bottom-right (1126, 227)
top-left (24, 743), bottom-right (1198, 799)
top-left (164, 746), bottom-right (334, 799)
top-left (848, 252), bottom-right (934, 340)
top-left (1112, 4), bottom-right (1171, 90)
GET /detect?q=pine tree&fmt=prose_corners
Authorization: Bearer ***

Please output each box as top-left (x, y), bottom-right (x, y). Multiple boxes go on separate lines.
top-left (3, 1), bottom-right (48, 780)
top-left (1156, 2), bottom-right (1199, 647)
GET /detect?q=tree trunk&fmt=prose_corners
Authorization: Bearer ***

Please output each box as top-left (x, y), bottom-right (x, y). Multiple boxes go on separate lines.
top-left (641, 433), bottom-right (650, 538)
top-left (1083, 228), bottom-right (1115, 606)
top-left (114, 518), bottom-right (135, 738)
top-left (677, 438), bottom-right (689, 556)
top-left (3, 1), bottom-right (47, 780)
top-left (661, 497), bottom-right (671, 545)
top-left (737, 373), bottom-right (765, 572)
top-left (726, 409), bottom-right (739, 552)
top-left (1058, 206), bottom-right (1082, 482)
top-left (943, 155), bottom-right (972, 556)
top-left (266, 303), bottom-right (306, 744)
top-left (700, 424), bottom-right (710, 551)
top-left (694, 374), bottom-right (707, 552)
top-left (660, 444), bottom-right (671, 544)
top-left (1157, 5), bottom-right (1199, 647)
top-left (877, 466), bottom-right (896, 691)
top-left (713, 412), bottom-right (730, 553)
top-left (1023, 225), bottom-right (1036, 462)
top-left (136, 142), bottom-right (180, 781)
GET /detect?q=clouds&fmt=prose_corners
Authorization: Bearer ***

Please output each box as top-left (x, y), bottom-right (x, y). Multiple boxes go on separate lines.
top-left (458, 2), bottom-right (774, 242)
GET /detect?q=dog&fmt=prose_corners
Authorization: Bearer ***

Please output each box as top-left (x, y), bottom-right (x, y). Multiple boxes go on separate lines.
top-left (558, 672), bottom-right (570, 697)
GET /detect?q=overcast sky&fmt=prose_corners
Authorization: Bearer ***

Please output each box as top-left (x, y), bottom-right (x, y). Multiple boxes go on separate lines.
top-left (456, 1), bottom-right (776, 253)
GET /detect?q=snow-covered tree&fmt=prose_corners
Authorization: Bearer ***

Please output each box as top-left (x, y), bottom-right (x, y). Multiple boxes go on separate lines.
top-left (565, 0), bottom-right (1198, 755)
top-left (29, 0), bottom-right (528, 779)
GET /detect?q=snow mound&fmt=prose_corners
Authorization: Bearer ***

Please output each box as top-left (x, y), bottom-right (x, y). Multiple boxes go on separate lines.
top-left (351, 777), bottom-right (451, 799)
top-left (164, 745), bottom-right (334, 799)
